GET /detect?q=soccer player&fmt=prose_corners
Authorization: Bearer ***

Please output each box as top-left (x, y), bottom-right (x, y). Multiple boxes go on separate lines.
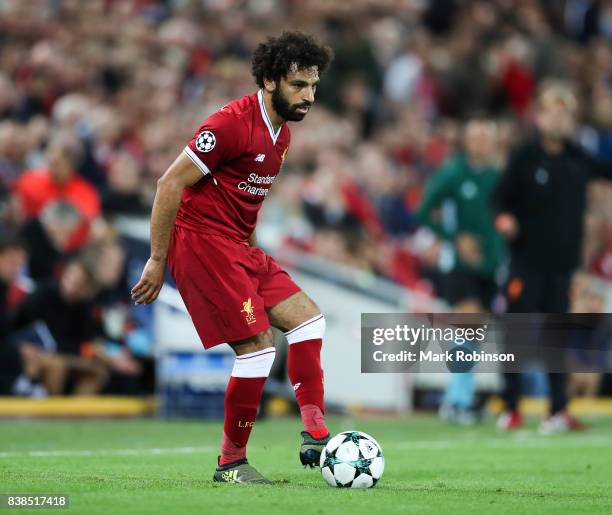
top-left (131, 32), bottom-right (333, 484)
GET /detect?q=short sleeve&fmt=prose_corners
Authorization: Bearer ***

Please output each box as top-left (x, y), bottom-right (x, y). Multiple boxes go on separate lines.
top-left (183, 111), bottom-right (246, 176)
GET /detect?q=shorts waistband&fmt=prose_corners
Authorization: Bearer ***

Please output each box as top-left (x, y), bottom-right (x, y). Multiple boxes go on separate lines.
top-left (174, 224), bottom-right (250, 246)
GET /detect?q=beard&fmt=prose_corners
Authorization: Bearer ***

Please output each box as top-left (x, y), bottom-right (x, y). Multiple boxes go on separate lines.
top-left (271, 86), bottom-right (311, 122)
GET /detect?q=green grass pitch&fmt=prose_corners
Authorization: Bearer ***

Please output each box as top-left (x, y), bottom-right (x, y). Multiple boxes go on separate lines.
top-left (1, 415), bottom-right (611, 514)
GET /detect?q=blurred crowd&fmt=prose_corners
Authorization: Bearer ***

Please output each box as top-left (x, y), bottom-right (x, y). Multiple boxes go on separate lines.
top-left (1, 0), bottom-right (612, 396)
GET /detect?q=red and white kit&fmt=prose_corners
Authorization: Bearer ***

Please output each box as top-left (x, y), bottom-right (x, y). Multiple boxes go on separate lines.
top-left (168, 90), bottom-right (300, 348)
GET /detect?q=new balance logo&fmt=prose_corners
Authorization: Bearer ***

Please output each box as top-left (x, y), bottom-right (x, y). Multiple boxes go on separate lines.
top-left (221, 470), bottom-right (238, 482)
top-left (293, 382), bottom-right (301, 391)
top-left (254, 154), bottom-right (266, 162)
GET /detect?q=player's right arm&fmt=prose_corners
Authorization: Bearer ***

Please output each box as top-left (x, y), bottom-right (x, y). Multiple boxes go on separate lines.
top-left (131, 109), bottom-right (246, 304)
top-left (130, 153), bottom-right (203, 305)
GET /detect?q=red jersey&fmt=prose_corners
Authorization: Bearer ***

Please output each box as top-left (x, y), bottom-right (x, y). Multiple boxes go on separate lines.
top-left (176, 90), bottom-right (291, 242)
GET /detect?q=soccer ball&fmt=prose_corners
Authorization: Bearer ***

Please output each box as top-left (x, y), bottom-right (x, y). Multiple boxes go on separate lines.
top-left (320, 431), bottom-right (384, 488)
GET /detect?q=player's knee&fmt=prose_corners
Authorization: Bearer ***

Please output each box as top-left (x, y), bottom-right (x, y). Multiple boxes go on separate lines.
top-left (230, 328), bottom-right (274, 355)
top-left (301, 295), bottom-right (321, 319)
top-left (285, 291), bottom-right (320, 319)
top-left (285, 314), bottom-right (326, 344)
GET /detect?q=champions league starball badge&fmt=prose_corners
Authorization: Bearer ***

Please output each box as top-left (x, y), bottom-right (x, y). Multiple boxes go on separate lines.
top-left (196, 131), bottom-right (216, 152)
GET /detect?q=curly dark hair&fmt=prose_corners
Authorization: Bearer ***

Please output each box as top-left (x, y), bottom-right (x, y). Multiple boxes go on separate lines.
top-left (251, 31), bottom-right (333, 88)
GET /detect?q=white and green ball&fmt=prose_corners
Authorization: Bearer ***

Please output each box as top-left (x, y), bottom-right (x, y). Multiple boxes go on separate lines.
top-left (320, 431), bottom-right (384, 488)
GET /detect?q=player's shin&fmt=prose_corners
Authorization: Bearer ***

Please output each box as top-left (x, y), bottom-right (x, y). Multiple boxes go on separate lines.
top-left (286, 314), bottom-right (328, 439)
top-left (220, 348), bottom-right (276, 465)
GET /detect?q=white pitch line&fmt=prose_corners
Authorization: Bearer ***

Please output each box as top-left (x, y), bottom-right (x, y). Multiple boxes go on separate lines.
top-left (0, 446), bottom-right (215, 459)
top-left (1, 436), bottom-right (610, 459)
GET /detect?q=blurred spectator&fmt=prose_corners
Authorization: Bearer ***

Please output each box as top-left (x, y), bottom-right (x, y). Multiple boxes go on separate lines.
top-left (12, 134), bottom-right (100, 253)
top-left (19, 200), bottom-right (81, 283)
top-left (12, 135), bottom-right (99, 221)
top-left (9, 257), bottom-right (107, 395)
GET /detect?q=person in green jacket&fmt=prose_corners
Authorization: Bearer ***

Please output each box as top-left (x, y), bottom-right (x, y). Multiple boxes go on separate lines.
top-left (416, 118), bottom-right (505, 424)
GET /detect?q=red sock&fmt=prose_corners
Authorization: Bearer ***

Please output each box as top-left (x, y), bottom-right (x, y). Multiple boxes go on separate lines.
top-left (287, 338), bottom-right (328, 439)
top-left (220, 376), bottom-right (266, 465)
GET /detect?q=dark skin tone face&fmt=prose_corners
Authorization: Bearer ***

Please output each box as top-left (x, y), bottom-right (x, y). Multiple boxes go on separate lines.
top-left (263, 68), bottom-right (320, 129)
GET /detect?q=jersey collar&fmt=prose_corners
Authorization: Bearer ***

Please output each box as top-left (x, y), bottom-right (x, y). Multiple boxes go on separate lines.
top-left (257, 89), bottom-right (282, 144)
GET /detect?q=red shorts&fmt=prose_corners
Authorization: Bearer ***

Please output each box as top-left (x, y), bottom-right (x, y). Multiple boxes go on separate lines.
top-left (167, 226), bottom-right (301, 349)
